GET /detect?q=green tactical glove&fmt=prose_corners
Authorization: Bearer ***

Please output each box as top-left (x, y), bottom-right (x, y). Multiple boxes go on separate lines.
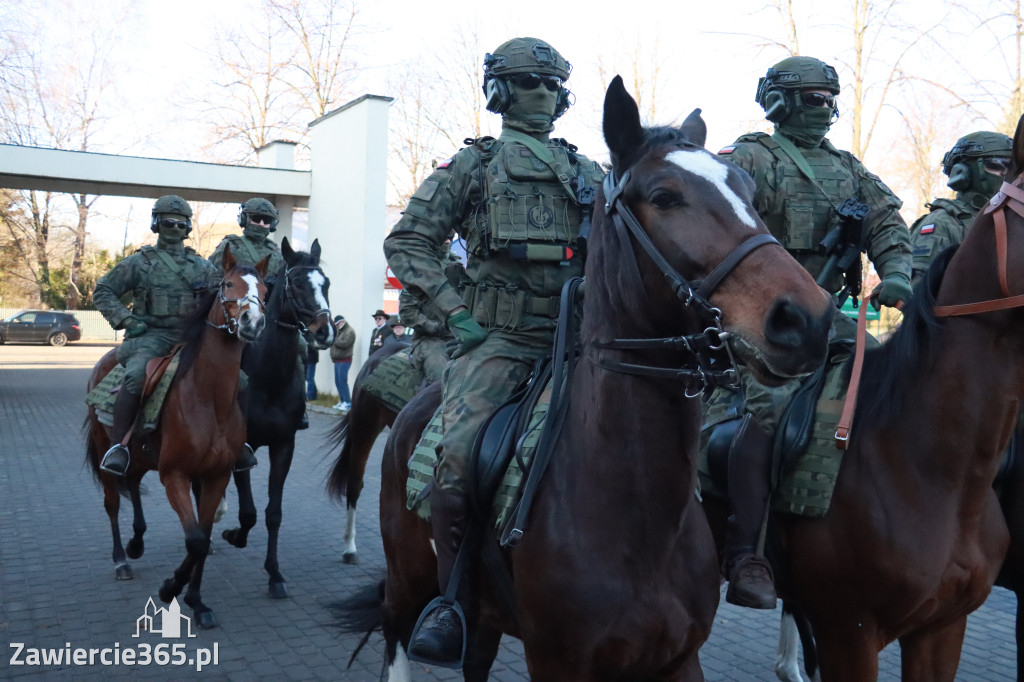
top-left (871, 273), bottom-right (912, 310)
top-left (123, 318), bottom-right (148, 339)
top-left (447, 309), bottom-right (487, 359)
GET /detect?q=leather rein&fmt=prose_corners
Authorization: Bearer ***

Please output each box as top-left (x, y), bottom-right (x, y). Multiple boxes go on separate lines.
top-left (591, 166), bottom-right (781, 396)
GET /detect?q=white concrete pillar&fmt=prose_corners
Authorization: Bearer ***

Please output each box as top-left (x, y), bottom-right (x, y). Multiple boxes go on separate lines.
top-left (307, 95), bottom-right (393, 398)
top-left (256, 140), bottom-right (298, 243)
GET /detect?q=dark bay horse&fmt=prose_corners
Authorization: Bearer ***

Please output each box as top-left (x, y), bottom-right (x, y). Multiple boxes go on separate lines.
top-left (326, 340), bottom-right (412, 564)
top-left (85, 247), bottom-right (268, 628)
top-left (745, 113), bottom-right (1024, 682)
top-left (220, 237), bottom-right (333, 599)
top-left (372, 76), bottom-right (833, 681)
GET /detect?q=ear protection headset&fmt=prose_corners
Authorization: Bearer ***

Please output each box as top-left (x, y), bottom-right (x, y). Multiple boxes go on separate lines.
top-left (150, 214), bottom-right (192, 235)
top-left (483, 75), bottom-right (572, 119)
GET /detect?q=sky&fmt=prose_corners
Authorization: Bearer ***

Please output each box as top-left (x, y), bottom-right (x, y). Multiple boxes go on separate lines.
top-left (10, 0), bottom-right (1017, 249)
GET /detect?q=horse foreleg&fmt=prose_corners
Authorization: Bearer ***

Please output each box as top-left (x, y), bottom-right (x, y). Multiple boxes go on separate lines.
top-left (264, 440), bottom-right (295, 599)
top-left (222, 468), bottom-right (257, 548)
top-left (813, 622), bottom-right (880, 682)
top-left (340, 419), bottom-right (379, 565)
top-left (125, 477), bottom-right (147, 560)
top-left (158, 472), bottom-right (204, 604)
top-left (776, 606), bottom-right (810, 682)
top-left (464, 623), bottom-right (502, 682)
top-left (183, 476), bottom-right (231, 630)
top-left (102, 475), bottom-right (133, 580)
top-left (343, 504), bottom-right (359, 565)
top-left (899, 616), bottom-right (967, 682)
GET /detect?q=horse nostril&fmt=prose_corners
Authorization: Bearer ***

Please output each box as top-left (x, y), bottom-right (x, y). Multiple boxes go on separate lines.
top-left (764, 298), bottom-right (811, 350)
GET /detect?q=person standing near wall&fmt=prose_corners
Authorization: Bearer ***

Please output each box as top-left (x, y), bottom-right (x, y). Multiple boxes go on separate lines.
top-left (330, 315), bottom-right (355, 411)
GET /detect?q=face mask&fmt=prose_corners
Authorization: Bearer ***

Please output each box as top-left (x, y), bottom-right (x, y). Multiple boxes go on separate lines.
top-left (156, 215), bottom-right (189, 247)
top-left (777, 104), bottom-right (835, 147)
top-left (244, 223), bottom-right (271, 241)
top-left (503, 80), bottom-right (559, 134)
top-left (973, 158), bottom-right (1007, 198)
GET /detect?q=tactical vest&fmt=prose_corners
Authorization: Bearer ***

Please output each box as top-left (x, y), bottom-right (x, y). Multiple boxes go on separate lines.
top-left (742, 133), bottom-right (860, 254)
top-left (465, 136), bottom-right (596, 262)
top-left (926, 197), bottom-right (976, 227)
top-left (222, 234), bottom-right (278, 266)
top-left (132, 247), bottom-right (208, 322)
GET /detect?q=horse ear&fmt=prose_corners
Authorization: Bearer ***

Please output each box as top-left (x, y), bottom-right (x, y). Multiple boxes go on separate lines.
top-left (222, 243), bottom-right (237, 272)
top-left (255, 254), bottom-right (271, 280)
top-left (310, 238), bottom-right (321, 262)
top-left (603, 75), bottom-right (644, 170)
top-left (281, 236), bottom-right (295, 263)
top-left (680, 108), bottom-right (707, 148)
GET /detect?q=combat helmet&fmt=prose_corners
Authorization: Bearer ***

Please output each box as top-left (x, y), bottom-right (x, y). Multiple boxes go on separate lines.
top-left (755, 56), bottom-right (840, 123)
top-left (237, 197), bottom-right (280, 232)
top-left (482, 37), bottom-right (572, 118)
top-left (942, 131), bottom-right (1013, 193)
top-left (150, 195), bottom-right (192, 233)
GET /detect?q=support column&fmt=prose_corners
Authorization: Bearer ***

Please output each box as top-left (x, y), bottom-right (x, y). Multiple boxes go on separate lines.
top-left (256, 140), bottom-right (297, 243)
top-left (307, 95), bottom-right (393, 397)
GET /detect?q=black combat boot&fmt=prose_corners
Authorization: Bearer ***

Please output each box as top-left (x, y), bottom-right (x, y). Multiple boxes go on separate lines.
top-left (235, 443), bottom-right (258, 472)
top-left (408, 487), bottom-right (470, 666)
top-left (723, 414), bottom-right (778, 609)
top-left (100, 388), bottom-right (141, 477)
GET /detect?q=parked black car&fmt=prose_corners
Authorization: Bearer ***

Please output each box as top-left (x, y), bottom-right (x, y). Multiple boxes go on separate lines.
top-left (0, 310), bottom-right (82, 346)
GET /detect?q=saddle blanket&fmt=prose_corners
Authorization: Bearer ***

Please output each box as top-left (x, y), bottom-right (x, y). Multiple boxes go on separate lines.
top-left (362, 349), bottom-right (424, 414)
top-left (83, 354), bottom-right (181, 433)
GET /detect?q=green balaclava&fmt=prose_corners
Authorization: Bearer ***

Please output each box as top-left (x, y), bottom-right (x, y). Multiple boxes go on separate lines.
top-left (757, 56), bottom-right (841, 147)
top-left (156, 212), bottom-right (190, 251)
top-left (239, 197), bottom-right (279, 243)
top-left (942, 131), bottom-right (1013, 209)
top-left (503, 80), bottom-right (560, 134)
top-left (482, 37), bottom-right (572, 136)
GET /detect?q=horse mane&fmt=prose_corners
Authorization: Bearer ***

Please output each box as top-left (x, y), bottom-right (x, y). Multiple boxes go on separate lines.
top-left (177, 264), bottom-right (261, 376)
top-left (855, 247), bottom-right (956, 423)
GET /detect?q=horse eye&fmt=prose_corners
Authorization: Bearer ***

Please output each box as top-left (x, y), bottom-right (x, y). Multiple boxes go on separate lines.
top-left (649, 190), bottom-right (682, 209)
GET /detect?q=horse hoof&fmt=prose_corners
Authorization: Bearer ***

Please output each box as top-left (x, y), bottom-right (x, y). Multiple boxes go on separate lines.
top-left (158, 580), bottom-right (177, 603)
top-left (268, 581), bottom-right (289, 600)
top-left (126, 538), bottom-right (144, 560)
top-left (115, 563), bottom-right (134, 581)
top-left (194, 609), bottom-right (218, 630)
top-left (342, 551), bottom-right (358, 565)
top-left (221, 528), bottom-right (246, 548)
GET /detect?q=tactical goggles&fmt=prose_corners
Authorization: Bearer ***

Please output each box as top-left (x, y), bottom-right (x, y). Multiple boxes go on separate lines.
top-left (510, 73), bottom-right (562, 92)
top-left (800, 92), bottom-right (836, 108)
top-left (983, 157), bottom-right (1011, 175)
top-left (248, 213), bottom-right (275, 225)
top-left (159, 218), bottom-right (190, 230)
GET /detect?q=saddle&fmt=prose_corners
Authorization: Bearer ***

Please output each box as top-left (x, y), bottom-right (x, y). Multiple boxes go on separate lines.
top-left (362, 348), bottom-right (423, 413)
top-left (84, 347), bottom-right (182, 432)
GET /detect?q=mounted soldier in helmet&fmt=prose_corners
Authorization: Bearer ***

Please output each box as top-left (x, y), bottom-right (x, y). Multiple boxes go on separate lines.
top-left (710, 56), bottom-right (912, 609)
top-left (909, 131), bottom-right (1013, 284)
top-left (93, 195), bottom-right (221, 476)
top-left (384, 36), bottom-right (605, 666)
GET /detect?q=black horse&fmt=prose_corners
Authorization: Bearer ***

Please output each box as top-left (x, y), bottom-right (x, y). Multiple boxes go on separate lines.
top-left (221, 237), bottom-right (334, 598)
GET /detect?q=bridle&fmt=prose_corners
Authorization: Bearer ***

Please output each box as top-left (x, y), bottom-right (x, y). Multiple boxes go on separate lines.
top-left (275, 264), bottom-right (331, 343)
top-left (934, 172), bottom-right (1024, 317)
top-left (206, 275), bottom-right (263, 337)
top-left (590, 165), bottom-right (781, 396)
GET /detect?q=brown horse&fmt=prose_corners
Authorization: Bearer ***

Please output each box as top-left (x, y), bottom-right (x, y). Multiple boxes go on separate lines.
top-left (326, 339), bottom-right (412, 565)
top-left (371, 76), bottom-right (833, 681)
top-left (740, 113), bottom-right (1024, 682)
top-left (84, 247), bottom-right (268, 628)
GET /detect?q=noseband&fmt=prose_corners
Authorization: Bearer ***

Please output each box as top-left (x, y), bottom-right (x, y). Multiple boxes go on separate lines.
top-left (593, 167), bottom-right (780, 395)
top-left (934, 172), bottom-right (1024, 317)
top-left (276, 264), bottom-right (331, 341)
top-left (207, 278), bottom-right (262, 336)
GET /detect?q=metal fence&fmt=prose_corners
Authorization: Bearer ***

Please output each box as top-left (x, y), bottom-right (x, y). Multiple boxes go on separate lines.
top-left (0, 308), bottom-right (122, 341)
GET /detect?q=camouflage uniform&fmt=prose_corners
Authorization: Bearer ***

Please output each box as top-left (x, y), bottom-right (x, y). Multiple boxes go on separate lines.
top-left (909, 131), bottom-right (1013, 284)
top-left (389, 37), bottom-right (605, 665)
top-left (398, 247), bottom-right (466, 385)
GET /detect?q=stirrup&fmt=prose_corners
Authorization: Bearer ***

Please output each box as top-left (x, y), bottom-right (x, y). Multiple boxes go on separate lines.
top-left (234, 443), bottom-right (258, 472)
top-left (100, 444), bottom-right (131, 477)
top-left (297, 411), bottom-right (309, 430)
top-left (406, 597), bottom-right (467, 669)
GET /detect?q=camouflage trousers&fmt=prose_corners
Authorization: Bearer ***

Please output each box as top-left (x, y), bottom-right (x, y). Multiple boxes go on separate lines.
top-left (116, 328), bottom-right (181, 393)
top-left (706, 304), bottom-right (876, 438)
top-left (410, 334), bottom-right (450, 386)
top-left (435, 327), bottom-right (552, 493)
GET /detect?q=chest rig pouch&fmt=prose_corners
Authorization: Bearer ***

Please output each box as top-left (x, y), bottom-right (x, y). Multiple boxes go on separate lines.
top-left (480, 140), bottom-right (581, 261)
top-left (754, 135), bottom-right (860, 252)
top-left (135, 247), bottom-right (204, 319)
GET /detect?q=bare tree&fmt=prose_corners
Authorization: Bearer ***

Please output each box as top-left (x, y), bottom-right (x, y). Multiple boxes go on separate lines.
top-left (596, 34), bottom-right (668, 125)
top-left (953, 0), bottom-right (1024, 135)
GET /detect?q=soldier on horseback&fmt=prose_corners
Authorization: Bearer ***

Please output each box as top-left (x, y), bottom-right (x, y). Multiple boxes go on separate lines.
top-left (384, 36), bottom-right (605, 665)
top-left (94, 195), bottom-right (221, 476)
top-left (909, 131), bottom-right (1013, 284)
top-left (710, 56), bottom-right (913, 609)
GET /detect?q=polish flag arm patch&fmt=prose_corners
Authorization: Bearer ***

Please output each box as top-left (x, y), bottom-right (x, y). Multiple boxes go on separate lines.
top-left (718, 145), bottom-right (736, 155)
top-left (435, 157), bottom-right (454, 169)
top-left (919, 224), bottom-right (935, 234)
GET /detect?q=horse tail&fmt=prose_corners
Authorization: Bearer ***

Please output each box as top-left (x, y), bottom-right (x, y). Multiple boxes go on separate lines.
top-left (325, 412), bottom-right (352, 502)
top-left (328, 578), bottom-right (384, 668)
top-left (83, 413), bottom-right (102, 481)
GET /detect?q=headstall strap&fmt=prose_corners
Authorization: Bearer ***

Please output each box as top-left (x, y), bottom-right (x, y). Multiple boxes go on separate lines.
top-left (282, 265), bottom-right (331, 340)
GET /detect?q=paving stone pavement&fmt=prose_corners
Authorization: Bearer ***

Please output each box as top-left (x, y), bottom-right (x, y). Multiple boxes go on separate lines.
top-left (0, 343), bottom-right (1016, 680)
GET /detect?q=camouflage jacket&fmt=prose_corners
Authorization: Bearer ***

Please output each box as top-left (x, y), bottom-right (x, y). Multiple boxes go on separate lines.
top-left (209, 234), bottom-right (285, 278)
top-left (93, 244), bottom-right (220, 330)
top-left (719, 132), bottom-right (912, 294)
top-left (399, 251), bottom-right (465, 339)
top-left (908, 196), bottom-right (979, 284)
top-left (384, 132), bottom-right (605, 332)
